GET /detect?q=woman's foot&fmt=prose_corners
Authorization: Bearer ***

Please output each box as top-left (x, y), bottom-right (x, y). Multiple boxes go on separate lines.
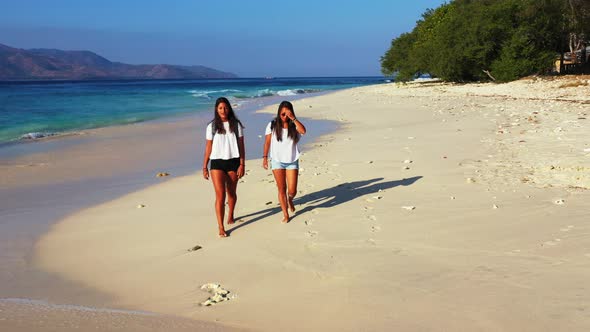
top-left (282, 214), bottom-right (290, 223)
top-left (218, 228), bottom-right (228, 238)
top-left (288, 195), bottom-right (296, 213)
top-left (227, 216), bottom-right (235, 225)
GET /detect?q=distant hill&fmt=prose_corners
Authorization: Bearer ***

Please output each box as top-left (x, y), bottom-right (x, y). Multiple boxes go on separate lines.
top-left (0, 43), bottom-right (237, 80)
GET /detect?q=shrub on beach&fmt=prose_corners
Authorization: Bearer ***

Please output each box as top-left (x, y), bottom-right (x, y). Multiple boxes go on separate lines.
top-left (381, 0), bottom-right (588, 82)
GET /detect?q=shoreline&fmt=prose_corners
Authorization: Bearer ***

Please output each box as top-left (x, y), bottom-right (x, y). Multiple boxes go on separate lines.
top-left (7, 77), bottom-right (590, 331)
top-left (0, 90), bottom-right (343, 331)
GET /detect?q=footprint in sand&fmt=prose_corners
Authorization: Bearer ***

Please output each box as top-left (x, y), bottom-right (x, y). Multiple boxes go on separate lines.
top-left (542, 239), bottom-right (562, 247)
top-left (307, 230), bottom-right (318, 238)
top-left (560, 225), bottom-right (574, 232)
top-left (366, 215), bottom-right (377, 221)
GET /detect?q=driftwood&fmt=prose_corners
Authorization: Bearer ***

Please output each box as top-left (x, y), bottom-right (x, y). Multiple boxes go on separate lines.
top-left (482, 70), bottom-right (496, 81)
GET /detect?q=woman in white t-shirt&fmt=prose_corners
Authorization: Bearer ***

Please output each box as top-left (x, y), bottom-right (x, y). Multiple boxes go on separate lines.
top-left (203, 97), bottom-right (245, 237)
top-left (262, 101), bottom-right (307, 223)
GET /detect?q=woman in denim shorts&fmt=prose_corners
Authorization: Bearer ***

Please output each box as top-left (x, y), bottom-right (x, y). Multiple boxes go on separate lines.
top-left (262, 101), bottom-right (307, 223)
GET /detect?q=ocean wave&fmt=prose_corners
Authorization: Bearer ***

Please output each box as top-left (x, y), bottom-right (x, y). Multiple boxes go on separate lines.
top-left (233, 88), bottom-right (322, 99)
top-left (188, 89), bottom-right (243, 100)
top-left (20, 132), bottom-right (57, 140)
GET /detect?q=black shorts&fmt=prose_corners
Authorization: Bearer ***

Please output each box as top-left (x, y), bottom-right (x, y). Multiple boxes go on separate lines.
top-left (210, 158), bottom-right (240, 173)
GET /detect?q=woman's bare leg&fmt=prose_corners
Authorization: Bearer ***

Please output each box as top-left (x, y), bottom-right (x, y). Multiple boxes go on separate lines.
top-left (225, 171), bottom-right (239, 225)
top-left (211, 170), bottom-right (228, 237)
top-left (286, 169), bottom-right (299, 213)
top-left (272, 169), bottom-right (289, 223)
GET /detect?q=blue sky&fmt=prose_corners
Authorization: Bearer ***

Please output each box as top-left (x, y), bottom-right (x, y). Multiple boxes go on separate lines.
top-left (0, 0), bottom-right (447, 77)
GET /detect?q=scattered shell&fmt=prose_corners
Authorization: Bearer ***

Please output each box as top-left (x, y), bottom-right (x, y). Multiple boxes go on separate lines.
top-left (137, 204), bottom-right (146, 208)
top-left (373, 195), bottom-right (383, 200)
top-left (403, 166), bottom-right (410, 170)
top-left (403, 160), bottom-right (413, 164)
top-left (554, 199), bottom-right (565, 205)
top-left (200, 283), bottom-right (231, 306)
top-left (265, 201), bottom-right (273, 205)
top-left (450, 196), bottom-right (456, 200)
top-left (466, 177), bottom-right (476, 183)
top-left (367, 161), bottom-right (374, 164)
top-left (156, 172), bottom-right (170, 177)
top-left (493, 204), bottom-right (499, 209)
top-left (401, 206), bottom-right (416, 210)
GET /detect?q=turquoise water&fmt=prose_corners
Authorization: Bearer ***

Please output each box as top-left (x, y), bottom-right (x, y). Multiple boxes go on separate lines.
top-left (0, 77), bottom-right (386, 144)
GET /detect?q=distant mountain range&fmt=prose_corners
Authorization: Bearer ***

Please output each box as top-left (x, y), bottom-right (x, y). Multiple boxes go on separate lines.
top-left (0, 43), bottom-right (237, 80)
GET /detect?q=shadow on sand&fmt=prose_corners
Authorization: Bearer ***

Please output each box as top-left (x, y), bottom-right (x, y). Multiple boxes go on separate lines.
top-left (229, 176), bottom-right (422, 235)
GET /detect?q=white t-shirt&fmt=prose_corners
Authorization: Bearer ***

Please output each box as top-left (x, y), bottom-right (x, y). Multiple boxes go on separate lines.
top-left (206, 121), bottom-right (243, 160)
top-left (265, 121), bottom-right (300, 163)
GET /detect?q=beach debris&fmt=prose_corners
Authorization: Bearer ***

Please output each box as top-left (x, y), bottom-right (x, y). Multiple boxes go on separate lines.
top-left (137, 204), bottom-right (146, 208)
top-left (466, 177), bottom-right (476, 183)
top-left (367, 160), bottom-right (374, 164)
top-left (265, 201), bottom-right (273, 205)
top-left (403, 160), bottom-right (413, 164)
top-left (403, 166), bottom-right (410, 170)
top-left (200, 283), bottom-right (231, 306)
top-left (307, 230), bottom-right (318, 237)
top-left (554, 199), bottom-right (565, 205)
top-left (401, 206), bottom-right (416, 211)
top-left (373, 195), bottom-right (383, 200)
top-left (493, 204), bottom-right (499, 209)
top-left (450, 196), bottom-right (456, 200)
top-left (188, 245), bottom-right (202, 252)
top-left (156, 172), bottom-right (170, 177)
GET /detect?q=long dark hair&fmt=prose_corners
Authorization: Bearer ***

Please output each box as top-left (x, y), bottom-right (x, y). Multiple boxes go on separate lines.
top-left (272, 101), bottom-right (300, 143)
top-left (212, 97), bottom-right (243, 134)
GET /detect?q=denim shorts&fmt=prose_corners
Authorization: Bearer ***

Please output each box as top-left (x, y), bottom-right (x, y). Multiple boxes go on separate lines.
top-left (271, 159), bottom-right (299, 170)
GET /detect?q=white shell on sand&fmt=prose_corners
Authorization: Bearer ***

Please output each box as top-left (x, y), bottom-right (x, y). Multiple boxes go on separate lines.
top-left (403, 160), bottom-right (413, 164)
top-left (401, 206), bottom-right (416, 210)
top-left (137, 204), bottom-right (145, 208)
top-left (554, 199), bottom-right (565, 205)
top-left (466, 177), bottom-right (476, 183)
top-left (200, 283), bottom-right (231, 306)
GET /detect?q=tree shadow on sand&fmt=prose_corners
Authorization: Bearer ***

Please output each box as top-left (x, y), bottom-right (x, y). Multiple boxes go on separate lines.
top-left (229, 176), bottom-right (422, 235)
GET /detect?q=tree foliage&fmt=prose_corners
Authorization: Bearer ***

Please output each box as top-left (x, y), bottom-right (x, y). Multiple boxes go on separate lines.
top-left (381, 0), bottom-right (587, 82)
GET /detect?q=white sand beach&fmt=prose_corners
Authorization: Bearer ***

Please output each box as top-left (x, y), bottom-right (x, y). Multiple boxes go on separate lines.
top-left (33, 77), bottom-right (590, 331)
